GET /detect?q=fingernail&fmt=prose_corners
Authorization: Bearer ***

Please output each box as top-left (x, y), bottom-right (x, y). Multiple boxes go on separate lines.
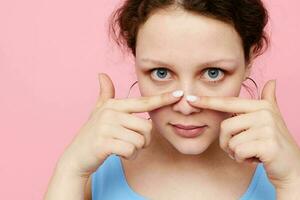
top-left (186, 95), bottom-right (198, 102)
top-left (172, 90), bottom-right (184, 97)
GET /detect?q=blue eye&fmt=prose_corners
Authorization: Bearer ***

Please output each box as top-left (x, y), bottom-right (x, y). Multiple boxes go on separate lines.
top-left (150, 68), bottom-right (171, 80)
top-left (149, 67), bottom-right (225, 83)
top-left (203, 68), bottom-right (225, 83)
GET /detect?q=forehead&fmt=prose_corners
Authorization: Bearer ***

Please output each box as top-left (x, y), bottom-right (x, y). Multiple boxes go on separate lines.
top-left (135, 7), bottom-right (244, 65)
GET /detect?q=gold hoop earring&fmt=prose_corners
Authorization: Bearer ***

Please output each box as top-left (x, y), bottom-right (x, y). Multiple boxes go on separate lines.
top-left (231, 76), bottom-right (259, 117)
top-left (126, 80), bottom-right (138, 98)
top-left (126, 80), bottom-right (151, 120)
top-left (242, 76), bottom-right (260, 100)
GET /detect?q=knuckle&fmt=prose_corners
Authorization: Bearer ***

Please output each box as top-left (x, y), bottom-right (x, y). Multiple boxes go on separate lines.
top-left (126, 144), bottom-right (136, 156)
top-left (228, 140), bottom-right (236, 151)
top-left (99, 108), bottom-right (115, 119)
top-left (259, 109), bottom-right (272, 120)
top-left (139, 124), bottom-right (148, 134)
top-left (220, 120), bottom-right (229, 131)
top-left (219, 139), bottom-right (225, 150)
top-left (262, 125), bottom-right (273, 135)
top-left (106, 98), bottom-right (116, 105)
top-left (145, 121), bottom-right (153, 132)
top-left (135, 134), bottom-right (146, 149)
top-left (102, 99), bottom-right (116, 109)
top-left (235, 145), bottom-right (244, 156)
top-left (96, 123), bottom-right (111, 137)
top-left (93, 137), bottom-right (109, 155)
top-left (262, 112), bottom-right (276, 127)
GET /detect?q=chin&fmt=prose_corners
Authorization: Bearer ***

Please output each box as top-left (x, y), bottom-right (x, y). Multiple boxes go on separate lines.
top-left (176, 141), bottom-right (210, 155)
top-left (164, 135), bottom-right (212, 155)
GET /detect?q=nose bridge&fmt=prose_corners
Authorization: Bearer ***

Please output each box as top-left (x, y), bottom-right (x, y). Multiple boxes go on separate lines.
top-left (180, 79), bottom-right (195, 95)
top-left (172, 79), bottom-right (202, 115)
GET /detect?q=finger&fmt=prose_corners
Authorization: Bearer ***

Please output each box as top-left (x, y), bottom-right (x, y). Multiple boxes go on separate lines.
top-left (106, 138), bottom-right (138, 160)
top-left (219, 113), bottom-right (258, 152)
top-left (105, 90), bottom-right (184, 113)
top-left (187, 95), bottom-right (270, 114)
top-left (261, 79), bottom-right (277, 105)
top-left (227, 128), bottom-right (261, 155)
top-left (232, 140), bottom-right (263, 164)
top-left (116, 112), bottom-right (152, 147)
top-left (96, 73), bottom-right (115, 108)
top-left (111, 125), bottom-right (146, 150)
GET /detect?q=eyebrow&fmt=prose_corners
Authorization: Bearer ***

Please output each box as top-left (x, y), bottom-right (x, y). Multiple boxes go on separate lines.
top-left (139, 57), bottom-right (239, 70)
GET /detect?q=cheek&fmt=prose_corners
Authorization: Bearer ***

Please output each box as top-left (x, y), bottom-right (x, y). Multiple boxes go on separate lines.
top-left (224, 81), bottom-right (244, 97)
top-left (198, 81), bottom-right (242, 98)
top-left (137, 79), bottom-right (158, 97)
top-left (208, 110), bottom-right (231, 123)
top-left (196, 82), bottom-right (241, 120)
top-left (139, 84), bottom-right (172, 99)
top-left (148, 107), bottom-right (167, 121)
top-left (220, 87), bottom-right (241, 98)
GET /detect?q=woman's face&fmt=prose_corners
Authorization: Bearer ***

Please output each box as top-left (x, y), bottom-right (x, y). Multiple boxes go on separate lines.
top-left (134, 7), bottom-right (251, 155)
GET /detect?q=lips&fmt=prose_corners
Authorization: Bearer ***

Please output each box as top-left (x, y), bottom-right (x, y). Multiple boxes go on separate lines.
top-left (170, 123), bottom-right (207, 138)
top-left (171, 123), bottom-right (206, 130)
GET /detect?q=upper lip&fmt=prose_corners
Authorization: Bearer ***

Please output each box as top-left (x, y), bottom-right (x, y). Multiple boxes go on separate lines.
top-left (170, 123), bottom-right (206, 129)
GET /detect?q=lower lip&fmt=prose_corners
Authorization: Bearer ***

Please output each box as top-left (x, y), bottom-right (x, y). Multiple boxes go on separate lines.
top-left (171, 124), bottom-right (207, 138)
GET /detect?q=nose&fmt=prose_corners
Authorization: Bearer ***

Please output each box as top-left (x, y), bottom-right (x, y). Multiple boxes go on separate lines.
top-left (172, 93), bottom-right (203, 115)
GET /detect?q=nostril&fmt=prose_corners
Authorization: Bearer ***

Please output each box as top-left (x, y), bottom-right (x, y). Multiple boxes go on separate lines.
top-left (172, 96), bottom-right (202, 115)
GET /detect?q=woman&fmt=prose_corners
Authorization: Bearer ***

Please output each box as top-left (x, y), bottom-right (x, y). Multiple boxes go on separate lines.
top-left (44, 0), bottom-right (300, 199)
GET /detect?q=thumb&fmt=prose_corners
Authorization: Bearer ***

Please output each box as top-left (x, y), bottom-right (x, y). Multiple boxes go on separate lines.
top-left (261, 79), bottom-right (277, 104)
top-left (96, 73), bottom-right (115, 107)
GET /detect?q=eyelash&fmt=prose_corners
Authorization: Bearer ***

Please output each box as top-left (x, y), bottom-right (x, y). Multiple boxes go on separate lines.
top-left (149, 67), bottom-right (226, 84)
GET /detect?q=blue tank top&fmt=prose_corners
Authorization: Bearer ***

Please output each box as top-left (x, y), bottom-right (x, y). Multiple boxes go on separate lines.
top-left (91, 154), bottom-right (276, 199)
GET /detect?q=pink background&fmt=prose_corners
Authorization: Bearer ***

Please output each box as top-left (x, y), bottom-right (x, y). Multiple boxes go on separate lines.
top-left (0, 0), bottom-right (299, 199)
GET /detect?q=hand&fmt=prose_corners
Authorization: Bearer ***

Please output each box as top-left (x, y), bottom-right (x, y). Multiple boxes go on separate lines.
top-left (58, 73), bottom-right (183, 178)
top-left (186, 79), bottom-right (300, 189)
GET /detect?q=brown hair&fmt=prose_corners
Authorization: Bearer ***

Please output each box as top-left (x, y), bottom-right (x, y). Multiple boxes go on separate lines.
top-left (108, 0), bottom-right (270, 65)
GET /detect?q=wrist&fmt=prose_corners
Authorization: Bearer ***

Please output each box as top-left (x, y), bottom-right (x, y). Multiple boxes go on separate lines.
top-left (44, 157), bottom-right (89, 200)
top-left (55, 155), bottom-right (89, 179)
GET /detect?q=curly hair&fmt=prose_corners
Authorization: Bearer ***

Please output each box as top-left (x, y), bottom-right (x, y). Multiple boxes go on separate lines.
top-left (108, 0), bottom-right (270, 65)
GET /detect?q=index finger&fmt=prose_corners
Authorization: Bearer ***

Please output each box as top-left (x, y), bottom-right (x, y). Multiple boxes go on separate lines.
top-left (187, 96), bottom-right (269, 114)
top-left (107, 90), bottom-right (184, 113)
